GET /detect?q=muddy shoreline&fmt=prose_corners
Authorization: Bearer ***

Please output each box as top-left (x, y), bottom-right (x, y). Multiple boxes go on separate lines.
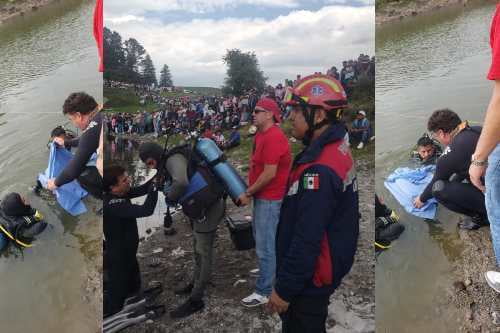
top-left (450, 227), bottom-right (500, 332)
top-left (0, 0), bottom-right (57, 24)
top-left (376, 0), bottom-right (486, 25)
top-left (113, 133), bottom-right (375, 333)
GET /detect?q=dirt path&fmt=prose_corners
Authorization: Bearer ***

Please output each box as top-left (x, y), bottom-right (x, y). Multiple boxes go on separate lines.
top-left (376, 0), bottom-right (483, 25)
top-left (449, 228), bottom-right (500, 332)
top-left (119, 155), bottom-right (374, 333)
top-left (0, 0), bottom-right (57, 24)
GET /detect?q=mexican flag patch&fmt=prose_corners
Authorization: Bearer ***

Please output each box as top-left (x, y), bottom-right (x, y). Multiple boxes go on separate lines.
top-left (303, 173), bottom-right (320, 190)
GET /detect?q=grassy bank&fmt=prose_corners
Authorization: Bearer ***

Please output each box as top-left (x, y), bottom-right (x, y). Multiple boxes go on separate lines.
top-left (104, 87), bottom-right (157, 113)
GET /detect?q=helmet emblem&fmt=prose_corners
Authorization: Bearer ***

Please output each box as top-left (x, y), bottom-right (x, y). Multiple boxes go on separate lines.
top-left (311, 85), bottom-right (324, 96)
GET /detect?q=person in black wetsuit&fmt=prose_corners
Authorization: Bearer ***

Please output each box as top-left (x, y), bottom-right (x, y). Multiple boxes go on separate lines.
top-left (103, 165), bottom-right (159, 317)
top-left (47, 92), bottom-right (103, 199)
top-left (410, 135), bottom-right (442, 165)
top-left (413, 109), bottom-right (488, 230)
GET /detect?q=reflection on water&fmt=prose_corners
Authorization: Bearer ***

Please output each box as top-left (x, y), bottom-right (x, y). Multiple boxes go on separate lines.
top-left (0, 0), bottom-right (102, 332)
top-left (375, 2), bottom-right (495, 331)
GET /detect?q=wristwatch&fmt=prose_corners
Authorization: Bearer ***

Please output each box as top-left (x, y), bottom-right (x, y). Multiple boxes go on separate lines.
top-left (471, 154), bottom-right (488, 167)
top-left (245, 190), bottom-right (253, 197)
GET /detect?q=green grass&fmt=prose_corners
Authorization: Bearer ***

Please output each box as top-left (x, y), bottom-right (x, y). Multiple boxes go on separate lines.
top-left (159, 86), bottom-right (222, 99)
top-left (104, 87), bottom-right (157, 113)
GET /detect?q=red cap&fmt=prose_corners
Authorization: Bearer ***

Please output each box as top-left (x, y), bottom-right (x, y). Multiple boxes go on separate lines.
top-left (255, 97), bottom-right (281, 123)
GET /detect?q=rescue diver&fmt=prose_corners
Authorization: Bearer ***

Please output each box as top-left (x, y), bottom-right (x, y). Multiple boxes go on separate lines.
top-left (138, 141), bottom-right (225, 319)
top-left (410, 134), bottom-right (442, 165)
top-left (103, 165), bottom-right (159, 317)
top-left (47, 92), bottom-right (103, 199)
top-left (375, 195), bottom-right (404, 252)
top-left (0, 192), bottom-right (47, 250)
top-left (413, 109), bottom-right (488, 230)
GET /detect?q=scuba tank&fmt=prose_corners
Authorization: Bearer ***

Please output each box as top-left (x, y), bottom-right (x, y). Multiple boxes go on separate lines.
top-left (194, 138), bottom-right (247, 205)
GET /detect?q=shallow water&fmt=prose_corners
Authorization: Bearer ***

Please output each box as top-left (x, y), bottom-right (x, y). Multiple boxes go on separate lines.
top-left (0, 1), bottom-right (102, 332)
top-left (375, 1), bottom-right (495, 331)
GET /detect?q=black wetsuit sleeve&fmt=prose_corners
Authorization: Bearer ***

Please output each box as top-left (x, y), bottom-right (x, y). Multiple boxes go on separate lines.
top-left (55, 113), bottom-right (102, 187)
top-left (420, 149), bottom-right (461, 202)
top-left (108, 190), bottom-right (158, 219)
top-left (127, 177), bottom-right (156, 199)
top-left (66, 137), bottom-right (80, 148)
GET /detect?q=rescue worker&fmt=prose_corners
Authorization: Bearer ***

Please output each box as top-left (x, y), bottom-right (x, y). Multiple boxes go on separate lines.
top-left (138, 142), bottom-right (225, 318)
top-left (267, 74), bottom-right (359, 332)
top-left (47, 92), bottom-right (103, 199)
top-left (413, 109), bottom-right (488, 230)
top-left (103, 165), bottom-right (159, 316)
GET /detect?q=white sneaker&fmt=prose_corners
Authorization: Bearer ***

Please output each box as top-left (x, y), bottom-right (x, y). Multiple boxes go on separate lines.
top-left (241, 292), bottom-right (268, 307)
top-left (249, 268), bottom-right (259, 277)
top-left (357, 142), bottom-right (364, 149)
top-left (485, 271), bottom-right (500, 293)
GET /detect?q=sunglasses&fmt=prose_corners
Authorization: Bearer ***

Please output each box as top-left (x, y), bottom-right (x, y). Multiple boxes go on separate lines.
top-left (253, 109), bottom-right (267, 114)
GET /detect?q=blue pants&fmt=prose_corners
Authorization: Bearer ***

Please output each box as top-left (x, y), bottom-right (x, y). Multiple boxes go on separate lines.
top-left (252, 199), bottom-right (282, 296)
top-left (486, 144), bottom-right (500, 266)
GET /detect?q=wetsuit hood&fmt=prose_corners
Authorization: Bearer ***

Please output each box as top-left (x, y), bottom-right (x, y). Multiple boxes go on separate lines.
top-left (1, 193), bottom-right (35, 216)
top-left (138, 142), bottom-right (164, 165)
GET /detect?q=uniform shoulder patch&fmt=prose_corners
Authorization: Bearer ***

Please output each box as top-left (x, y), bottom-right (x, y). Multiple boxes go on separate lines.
top-left (303, 173), bottom-right (320, 190)
top-left (108, 198), bottom-right (125, 205)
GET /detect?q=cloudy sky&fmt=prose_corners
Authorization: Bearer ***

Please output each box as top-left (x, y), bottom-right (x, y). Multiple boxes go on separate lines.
top-left (105, 0), bottom-right (374, 87)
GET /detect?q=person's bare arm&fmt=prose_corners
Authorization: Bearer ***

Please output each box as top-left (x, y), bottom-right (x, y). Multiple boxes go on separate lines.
top-left (470, 80), bottom-right (500, 191)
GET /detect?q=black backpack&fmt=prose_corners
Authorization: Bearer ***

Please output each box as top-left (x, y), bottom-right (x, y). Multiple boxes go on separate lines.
top-left (164, 144), bottom-right (225, 220)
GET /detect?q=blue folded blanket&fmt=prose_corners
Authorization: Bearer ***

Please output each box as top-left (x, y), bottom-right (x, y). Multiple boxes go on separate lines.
top-left (38, 143), bottom-right (88, 216)
top-left (384, 165), bottom-right (438, 219)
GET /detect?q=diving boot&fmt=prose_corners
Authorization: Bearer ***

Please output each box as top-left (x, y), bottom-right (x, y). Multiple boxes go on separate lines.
top-left (170, 298), bottom-right (204, 319)
top-left (457, 215), bottom-right (489, 230)
top-left (174, 282), bottom-right (194, 295)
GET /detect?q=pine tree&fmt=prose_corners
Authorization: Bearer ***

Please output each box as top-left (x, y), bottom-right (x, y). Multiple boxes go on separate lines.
top-left (159, 64), bottom-right (173, 87)
top-left (141, 54), bottom-right (157, 87)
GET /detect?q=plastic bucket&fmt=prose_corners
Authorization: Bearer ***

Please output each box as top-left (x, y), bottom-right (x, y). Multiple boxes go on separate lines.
top-left (226, 216), bottom-right (255, 251)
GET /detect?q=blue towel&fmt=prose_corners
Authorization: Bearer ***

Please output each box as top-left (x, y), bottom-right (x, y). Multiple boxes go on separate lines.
top-left (38, 143), bottom-right (88, 216)
top-left (384, 165), bottom-right (438, 219)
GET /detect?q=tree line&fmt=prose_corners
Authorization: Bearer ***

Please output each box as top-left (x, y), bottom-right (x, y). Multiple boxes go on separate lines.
top-left (104, 27), bottom-right (173, 87)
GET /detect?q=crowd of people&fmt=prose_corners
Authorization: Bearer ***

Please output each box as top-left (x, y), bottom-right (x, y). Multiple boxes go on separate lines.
top-left (103, 73), bottom-right (361, 332)
top-left (105, 54), bottom-right (374, 152)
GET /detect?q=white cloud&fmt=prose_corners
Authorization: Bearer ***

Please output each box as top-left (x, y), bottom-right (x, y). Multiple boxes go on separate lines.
top-left (106, 5), bottom-right (374, 86)
top-left (107, 15), bottom-right (145, 24)
top-left (106, 0), bottom-right (300, 16)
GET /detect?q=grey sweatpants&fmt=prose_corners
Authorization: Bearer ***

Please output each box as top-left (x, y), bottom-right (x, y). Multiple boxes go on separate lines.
top-left (190, 198), bottom-right (225, 301)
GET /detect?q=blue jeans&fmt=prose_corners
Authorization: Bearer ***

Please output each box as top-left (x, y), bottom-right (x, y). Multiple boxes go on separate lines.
top-left (486, 144), bottom-right (500, 266)
top-left (252, 199), bottom-right (282, 296)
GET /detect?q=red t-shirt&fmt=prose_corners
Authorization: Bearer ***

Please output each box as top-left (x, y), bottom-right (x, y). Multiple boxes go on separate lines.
top-left (249, 125), bottom-right (292, 200)
top-left (488, 4), bottom-right (500, 80)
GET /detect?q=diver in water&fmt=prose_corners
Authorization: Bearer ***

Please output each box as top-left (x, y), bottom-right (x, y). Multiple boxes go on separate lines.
top-left (375, 195), bottom-right (404, 252)
top-left (50, 126), bottom-right (77, 150)
top-left (0, 192), bottom-right (47, 251)
top-left (46, 92), bottom-right (103, 199)
top-left (410, 134), bottom-right (442, 165)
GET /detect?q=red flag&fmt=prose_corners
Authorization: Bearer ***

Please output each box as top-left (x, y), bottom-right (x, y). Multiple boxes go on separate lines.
top-left (93, 0), bottom-right (103, 72)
